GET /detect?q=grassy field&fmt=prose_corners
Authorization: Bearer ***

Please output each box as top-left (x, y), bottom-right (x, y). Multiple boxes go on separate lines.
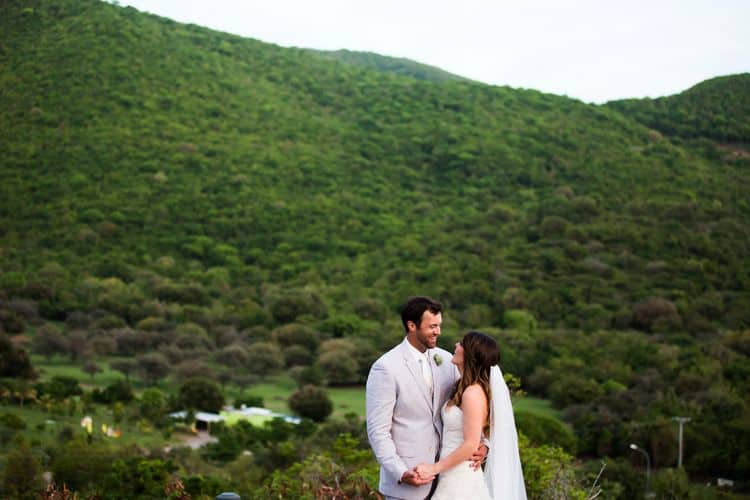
top-left (243, 379), bottom-right (559, 422)
top-left (32, 355), bottom-right (152, 391)
top-left (0, 404), bottom-right (173, 449)
top-left (513, 396), bottom-right (561, 420)
top-left (30, 357), bottom-right (560, 424)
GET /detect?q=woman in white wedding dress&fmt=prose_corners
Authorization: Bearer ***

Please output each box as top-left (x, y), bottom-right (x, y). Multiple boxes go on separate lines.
top-left (416, 331), bottom-right (527, 500)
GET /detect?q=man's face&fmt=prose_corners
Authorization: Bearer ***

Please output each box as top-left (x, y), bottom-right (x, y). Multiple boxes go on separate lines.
top-left (408, 310), bottom-right (442, 351)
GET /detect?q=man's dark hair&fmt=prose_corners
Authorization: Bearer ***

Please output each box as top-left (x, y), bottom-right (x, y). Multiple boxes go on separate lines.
top-left (400, 296), bottom-right (442, 332)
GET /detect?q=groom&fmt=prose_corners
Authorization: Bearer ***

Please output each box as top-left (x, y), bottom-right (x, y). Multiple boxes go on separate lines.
top-left (366, 296), bottom-right (487, 499)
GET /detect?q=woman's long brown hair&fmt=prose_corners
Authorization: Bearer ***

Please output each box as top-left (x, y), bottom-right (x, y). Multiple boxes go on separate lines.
top-left (450, 331), bottom-right (501, 435)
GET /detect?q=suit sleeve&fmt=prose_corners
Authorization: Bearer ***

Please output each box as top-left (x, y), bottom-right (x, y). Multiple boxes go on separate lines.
top-left (366, 360), bottom-right (408, 482)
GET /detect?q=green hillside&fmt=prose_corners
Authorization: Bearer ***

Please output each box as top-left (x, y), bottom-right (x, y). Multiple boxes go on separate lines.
top-left (1, 0), bottom-right (750, 497)
top-left (2, 0), bottom-right (747, 332)
top-left (607, 73), bottom-right (750, 143)
top-left (308, 49), bottom-right (470, 82)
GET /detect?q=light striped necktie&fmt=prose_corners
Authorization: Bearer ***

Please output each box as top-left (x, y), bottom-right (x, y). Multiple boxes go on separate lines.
top-left (420, 351), bottom-right (433, 389)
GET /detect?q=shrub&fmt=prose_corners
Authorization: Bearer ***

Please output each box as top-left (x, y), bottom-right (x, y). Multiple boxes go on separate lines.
top-left (154, 282), bottom-right (209, 305)
top-left (234, 393), bottom-right (264, 408)
top-left (319, 314), bottom-right (365, 337)
top-left (0, 308), bottom-right (25, 333)
top-left (178, 378), bottom-right (225, 413)
top-left (291, 365), bottom-right (325, 387)
top-left (288, 384), bottom-right (333, 422)
top-left (540, 215), bottom-right (570, 238)
top-left (174, 360), bottom-right (217, 383)
top-left (136, 352), bottom-right (171, 385)
top-left (0, 412), bottom-right (27, 430)
top-left (0, 333), bottom-right (36, 379)
top-left (548, 374), bottom-right (604, 407)
top-left (632, 297), bottom-right (681, 331)
top-left (51, 439), bottom-right (118, 492)
top-left (268, 290), bottom-right (327, 323)
top-left (91, 380), bottom-right (134, 404)
top-left (514, 410), bottom-right (577, 453)
top-left (245, 341), bottom-right (284, 377)
top-left (82, 360), bottom-right (102, 380)
top-left (31, 324), bottom-right (68, 359)
top-left (109, 359), bottom-right (136, 381)
top-left (503, 310), bottom-right (538, 332)
top-left (283, 344), bottom-right (313, 367)
top-left (272, 323), bottom-right (319, 351)
top-left (103, 457), bottom-right (177, 499)
top-left (3, 440), bottom-right (43, 498)
top-left (353, 298), bottom-right (386, 321)
top-left (214, 343), bottom-right (250, 367)
top-left (261, 434), bottom-right (379, 498)
top-left (518, 433), bottom-right (586, 499)
top-left (139, 388), bottom-right (167, 422)
top-left (318, 350), bottom-right (359, 386)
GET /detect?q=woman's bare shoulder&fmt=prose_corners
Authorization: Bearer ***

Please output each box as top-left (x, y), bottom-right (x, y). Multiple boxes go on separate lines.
top-left (462, 384), bottom-right (488, 403)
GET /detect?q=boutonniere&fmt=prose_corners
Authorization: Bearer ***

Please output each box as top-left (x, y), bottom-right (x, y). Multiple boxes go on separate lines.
top-left (433, 353), bottom-right (443, 366)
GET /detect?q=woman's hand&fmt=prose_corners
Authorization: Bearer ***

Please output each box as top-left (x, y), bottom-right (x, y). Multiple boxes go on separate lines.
top-left (415, 463), bottom-right (438, 479)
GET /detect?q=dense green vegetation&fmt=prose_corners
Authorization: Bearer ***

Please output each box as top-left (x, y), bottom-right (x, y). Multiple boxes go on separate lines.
top-left (607, 74), bottom-right (750, 143)
top-left (308, 49), bottom-right (470, 83)
top-left (1, 0), bottom-right (749, 498)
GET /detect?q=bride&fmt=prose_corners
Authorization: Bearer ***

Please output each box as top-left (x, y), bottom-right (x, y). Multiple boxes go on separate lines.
top-left (415, 331), bottom-right (527, 500)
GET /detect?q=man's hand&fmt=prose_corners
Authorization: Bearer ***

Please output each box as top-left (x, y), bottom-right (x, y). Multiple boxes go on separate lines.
top-left (400, 468), bottom-right (434, 486)
top-left (468, 444), bottom-right (489, 470)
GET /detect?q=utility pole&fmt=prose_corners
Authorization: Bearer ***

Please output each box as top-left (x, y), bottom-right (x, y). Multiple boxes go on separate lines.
top-left (672, 416), bottom-right (691, 467)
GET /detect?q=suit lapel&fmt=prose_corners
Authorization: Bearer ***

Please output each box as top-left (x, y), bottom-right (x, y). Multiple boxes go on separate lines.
top-left (400, 341), bottom-right (433, 409)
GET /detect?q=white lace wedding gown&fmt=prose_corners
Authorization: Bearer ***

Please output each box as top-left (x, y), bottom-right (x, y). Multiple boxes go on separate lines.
top-left (430, 403), bottom-right (491, 500)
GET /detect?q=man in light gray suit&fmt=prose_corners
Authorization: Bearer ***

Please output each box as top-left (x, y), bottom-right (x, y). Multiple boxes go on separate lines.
top-left (366, 296), bottom-right (486, 499)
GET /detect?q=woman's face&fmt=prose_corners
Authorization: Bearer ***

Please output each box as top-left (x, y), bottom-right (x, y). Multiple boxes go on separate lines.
top-left (451, 341), bottom-right (465, 369)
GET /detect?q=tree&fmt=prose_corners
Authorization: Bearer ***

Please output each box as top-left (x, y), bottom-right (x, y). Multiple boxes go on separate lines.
top-left (272, 323), bottom-right (320, 351)
top-left (67, 329), bottom-right (89, 362)
top-left (178, 378), bottom-right (225, 413)
top-left (288, 384), bottom-right (333, 422)
top-left (517, 433), bottom-right (587, 499)
top-left (136, 352), bottom-right (171, 385)
top-left (38, 376), bottom-right (82, 400)
top-left (139, 387), bottom-right (167, 423)
top-left (91, 379), bottom-right (134, 404)
top-left (82, 360), bottom-right (102, 381)
top-left (318, 350), bottom-right (359, 386)
top-left (174, 359), bottom-right (217, 383)
top-left (3, 440), bottom-right (43, 498)
top-left (104, 457), bottom-right (176, 498)
top-left (0, 333), bottom-right (35, 379)
top-left (31, 324), bottom-right (69, 360)
top-left (50, 439), bottom-right (116, 493)
top-left (214, 343), bottom-right (249, 367)
top-left (261, 434), bottom-right (379, 498)
top-left (245, 341), bottom-right (284, 377)
top-left (110, 359), bottom-right (136, 382)
top-left (283, 344), bottom-right (314, 367)
top-left (632, 297), bottom-right (681, 332)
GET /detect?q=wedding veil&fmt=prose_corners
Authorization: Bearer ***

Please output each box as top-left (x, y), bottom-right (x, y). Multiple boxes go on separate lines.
top-left (485, 365), bottom-right (527, 500)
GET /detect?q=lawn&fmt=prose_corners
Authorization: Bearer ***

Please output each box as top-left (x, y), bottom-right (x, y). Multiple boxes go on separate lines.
top-left (513, 396), bottom-right (561, 420)
top-left (0, 403), bottom-right (173, 449)
top-left (31, 355), bottom-right (147, 391)
top-left (30, 357), bottom-right (558, 425)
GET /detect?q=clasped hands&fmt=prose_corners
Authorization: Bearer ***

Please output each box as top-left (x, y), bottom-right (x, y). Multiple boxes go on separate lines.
top-left (401, 445), bottom-right (488, 485)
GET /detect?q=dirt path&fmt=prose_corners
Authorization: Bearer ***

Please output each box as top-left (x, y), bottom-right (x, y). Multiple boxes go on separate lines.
top-left (165, 431), bottom-right (217, 452)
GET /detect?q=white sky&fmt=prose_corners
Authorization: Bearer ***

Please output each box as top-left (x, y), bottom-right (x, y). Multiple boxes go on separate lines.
top-left (117, 0), bottom-right (749, 103)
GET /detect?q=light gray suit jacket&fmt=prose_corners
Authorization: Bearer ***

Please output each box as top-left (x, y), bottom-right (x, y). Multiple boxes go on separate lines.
top-left (366, 338), bottom-right (459, 499)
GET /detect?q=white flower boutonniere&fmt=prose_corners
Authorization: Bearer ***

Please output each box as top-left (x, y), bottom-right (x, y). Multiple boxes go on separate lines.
top-left (433, 353), bottom-right (443, 366)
